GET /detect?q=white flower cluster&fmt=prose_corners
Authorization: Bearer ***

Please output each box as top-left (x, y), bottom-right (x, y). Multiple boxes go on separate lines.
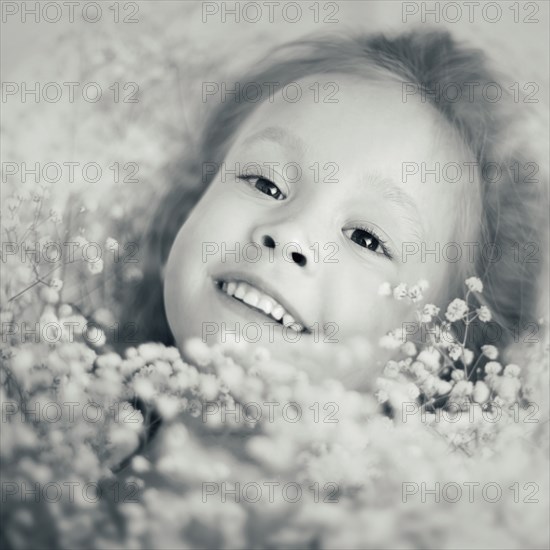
top-left (2, 187), bottom-right (548, 548)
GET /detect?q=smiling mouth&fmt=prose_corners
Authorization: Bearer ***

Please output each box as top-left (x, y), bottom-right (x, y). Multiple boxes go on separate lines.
top-left (214, 278), bottom-right (309, 334)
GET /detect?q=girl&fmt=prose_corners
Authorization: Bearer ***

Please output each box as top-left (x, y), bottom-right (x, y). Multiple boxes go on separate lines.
top-left (119, 29), bottom-right (546, 387)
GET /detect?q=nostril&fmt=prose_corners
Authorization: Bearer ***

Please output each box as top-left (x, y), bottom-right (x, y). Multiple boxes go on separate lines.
top-left (291, 252), bottom-right (307, 267)
top-left (262, 235), bottom-right (276, 248)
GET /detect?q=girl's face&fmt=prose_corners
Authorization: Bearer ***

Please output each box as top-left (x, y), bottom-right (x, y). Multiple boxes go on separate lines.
top-left (164, 75), bottom-right (476, 384)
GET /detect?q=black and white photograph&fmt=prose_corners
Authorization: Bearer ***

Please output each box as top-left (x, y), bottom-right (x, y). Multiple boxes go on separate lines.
top-left (1, 1), bottom-right (549, 548)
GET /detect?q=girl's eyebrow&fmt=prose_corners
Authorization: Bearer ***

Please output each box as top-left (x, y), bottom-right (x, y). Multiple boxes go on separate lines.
top-left (241, 126), bottom-right (305, 157)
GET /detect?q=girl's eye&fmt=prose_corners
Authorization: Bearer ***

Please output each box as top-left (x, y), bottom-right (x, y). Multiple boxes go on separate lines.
top-left (239, 175), bottom-right (285, 200)
top-left (344, 228), bottom-right (391, 258)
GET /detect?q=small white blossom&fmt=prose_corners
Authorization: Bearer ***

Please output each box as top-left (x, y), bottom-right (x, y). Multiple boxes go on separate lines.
top-left (473, 380), bottom-right (490, 403)
top-left (476, 306), bottom-right (492, 322)
top-left (485, 361), bottom-right (502, 375)
top-left (383, 361), bottom-right (400, 378)
top-left (407, 285), bottom-right (423, 303)
top-left (105, 237), bottom-right (119, 251)
top-left (463, 348), bottom-right (474, 366)
top-left (448, 343), bottom-right (463, 361)
top-left (503, 364), bottom-right (521, 377)
top-left (87, 258), bottom-right (104, 275)
top-left (401, 341), bottom-right (417, 357)
top-left (406, 383), bottom-right (420, 400)
top-left (481, 345), bottom-right (498, 360)
top-left (50, 278), bottom-right (64, 291)
top-left (39, 286), bottom-right (59, 305)
top-left (375, 389), bottom-right (389, 404)
top-left (417, 279), bottom-right (429, 291)
top-left (392, 283), bottom-right (408, 300)
top-left (450, 381), bottom-right (473, 400)
top-left (434, 379), bottom-right (452, 395)
top-left (73, 235), bottom-right (89, 247)
top-left (451, 369), bottom-right (465, 381)
top-left (422, 304), bottom-right (440, 323)
top-left (445, 299), bottom-right (469, 322)
top-left (416, 348), bottom-right (441, 372)
top-left (465, 277), bottom-right (483, 293)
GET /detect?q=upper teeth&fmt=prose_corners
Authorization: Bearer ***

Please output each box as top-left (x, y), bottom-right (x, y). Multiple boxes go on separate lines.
top-left (219, 280), bottom-right (304, 332)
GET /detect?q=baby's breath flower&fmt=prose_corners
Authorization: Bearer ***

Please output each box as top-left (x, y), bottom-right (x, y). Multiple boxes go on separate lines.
top-left (401, 341), bottom-right (417, 357)
top-left (473, 380), bottom-right (490, 403)
top-left (184, 338), bottom-right (212, 367)
top-left (86, 326), bottom-right (106, 348)
top-left (73, 235), bottom-right (88, 247)
top-left (375, 389), bottom-right (389, 404)
top-left (421, 375), bottom-right (437, 397)
top-left (476, 306), bottom-right (492, 323)
top-left (49, 210), bottom-right (62, 224)
top-left (448, 343), bottom-right (463, 361)
top-left (253, 346), bottom-right (270, 363)
top-left (410, 361), bottom-right (428, 382)
top-left (131, 455), bottom-right (151, 474)
top-left (485, 361), bottom-right (502, 375)
top-left (92, 308), bottom-right (116, 327)
top-left (406, 383), bottom-right (420, 400)
top-left (481, 345), bottom-right (498, 360)
top-left (5, 196), bottom-right (21, 212)
top-left (451, 380), bottom-right (473, 397)
top-left (156, 395), bottom-right (181, 420)
top-left (416, 348), bottom-right (441, 372)
top-left (383, 360), bottom-right (400, 378)
top-left (434, 379), bottom-right (452, 395)
top-left (463, 348), bottom-right (474, 366)
top-left (379, 331), bottom-right (403, 350)
top-left (3, 214), bottom-right (20, 231)
top-left (378, 282), bottom-right (392, 297)
top-left (50, 278), bottom-right (63, 291)
top-left (417, 279), bottom-right (429, 291)
top-left (445, 298), bottom-right (469, 322)
top-left (10, 348), bottom-right (35, 375)
top-left (465, 277), bottom-right (483, 293)
top-left (105, 237), bottom-right (119, 251)
top-left (407, 285), bottom-right (423, 303)
top-left (494, 376), bottom-right (521, 402)
top-left (451, 369), bottom-right (465, 381)
top-left (421, 304), bottom-right (440, 324)
top-left (503, 364), bottom-right (521, 377)
top-left (87, 258), bottom-right (104, 275)
top-left (199, 374), bottom-right (220, 401)
top-left (39, 286), bottom-right (59, 305)
top-left (392, 283), bottom-right (408, 300)
top-left (133, 377), bottom-right (156, 401)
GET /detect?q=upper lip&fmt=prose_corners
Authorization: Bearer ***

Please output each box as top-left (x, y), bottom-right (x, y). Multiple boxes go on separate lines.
top-left (211, 270), bottom-right (310, 329)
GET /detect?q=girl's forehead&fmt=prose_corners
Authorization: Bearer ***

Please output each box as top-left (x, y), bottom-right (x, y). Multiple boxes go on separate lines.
top-left (233, 74), bottom-right (471, 170)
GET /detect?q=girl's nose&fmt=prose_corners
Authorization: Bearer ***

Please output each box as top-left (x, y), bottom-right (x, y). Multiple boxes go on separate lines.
top-left (258, 232), bottom-right (308, 268)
